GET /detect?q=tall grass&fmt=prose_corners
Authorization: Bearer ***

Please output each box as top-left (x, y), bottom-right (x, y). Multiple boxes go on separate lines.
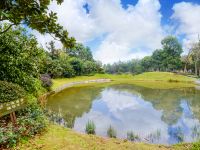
top-left (127, 131), bottom-right (140, 142)
top-left (85, 120), bottom-right (96, 135)
top-left (107, 125), bottom-right (117, 138)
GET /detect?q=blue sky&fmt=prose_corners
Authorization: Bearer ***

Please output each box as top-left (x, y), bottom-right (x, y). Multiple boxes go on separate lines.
top-left (35, 0), bottom-right (200, 64)
top-left (121, 0), bottom-right (200, 23)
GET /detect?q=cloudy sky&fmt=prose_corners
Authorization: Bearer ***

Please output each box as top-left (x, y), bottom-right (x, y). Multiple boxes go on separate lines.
top-left (34, 0), bottom-right (200, 64)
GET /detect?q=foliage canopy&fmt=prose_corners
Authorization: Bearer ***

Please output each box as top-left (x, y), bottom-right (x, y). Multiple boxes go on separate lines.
top-left (0, 0), bottom-right (75, 48)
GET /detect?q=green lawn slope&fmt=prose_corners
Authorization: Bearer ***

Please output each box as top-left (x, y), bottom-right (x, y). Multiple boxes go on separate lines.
top-left (14, 72), bottom-right (198, 150)
top-left (132, 72), bottom-right (195, 82)
top-left (52, 72), bottom-right (196, 90)
top-left (14, 124), bottom-right (190, 150)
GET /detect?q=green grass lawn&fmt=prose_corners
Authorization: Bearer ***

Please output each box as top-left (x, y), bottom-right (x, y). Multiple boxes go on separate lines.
top-left (14, 72), bottom-right (198, 150)
top-left (52, 72), bottom-right (196, 90)
top-left (132, 72), bottom-right (195, 82)
top-left (14, 124), bottom-right (190, 150)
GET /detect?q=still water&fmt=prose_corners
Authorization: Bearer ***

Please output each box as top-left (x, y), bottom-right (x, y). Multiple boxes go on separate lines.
top-left (47, 84), bottom-right (200, 145)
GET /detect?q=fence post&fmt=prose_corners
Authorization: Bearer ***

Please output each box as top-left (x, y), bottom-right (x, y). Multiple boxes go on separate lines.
top-left (10, 111), bottom-right (17, 125)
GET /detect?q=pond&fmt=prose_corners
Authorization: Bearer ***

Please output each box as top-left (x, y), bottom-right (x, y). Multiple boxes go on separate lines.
top-left (47, 84), bottom-right (200, 145)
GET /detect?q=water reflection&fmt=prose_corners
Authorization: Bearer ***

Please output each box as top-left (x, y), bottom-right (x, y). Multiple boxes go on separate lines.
top-left (47, 84), bottom-right (200, 145)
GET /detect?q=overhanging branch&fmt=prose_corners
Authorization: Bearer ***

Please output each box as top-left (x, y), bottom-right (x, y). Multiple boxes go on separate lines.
top-left (0, 24), bottom-right (15, 34)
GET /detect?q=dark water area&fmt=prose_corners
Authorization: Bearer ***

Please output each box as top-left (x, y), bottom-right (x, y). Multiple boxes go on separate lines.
top-left (47, 84), bottom-right (200, 145)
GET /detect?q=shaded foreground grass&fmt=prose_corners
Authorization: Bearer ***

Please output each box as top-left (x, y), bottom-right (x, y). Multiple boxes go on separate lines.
top-left (14, 124), bottom-right (190, 150)
top-left (14, 72), bottom-right (197, 150)
top-left (52, 72), bottom-right (196, 90)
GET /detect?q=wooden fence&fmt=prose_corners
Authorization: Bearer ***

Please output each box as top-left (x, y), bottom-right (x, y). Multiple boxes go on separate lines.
top-left (0, 99), bottom-right (25, 118)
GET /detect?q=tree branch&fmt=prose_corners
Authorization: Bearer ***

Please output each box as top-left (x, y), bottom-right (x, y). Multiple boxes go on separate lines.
top-left (0, 24), bottom-right (15, 34)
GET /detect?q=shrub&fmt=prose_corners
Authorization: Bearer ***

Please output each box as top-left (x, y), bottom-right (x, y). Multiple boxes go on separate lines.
top-left (107, 125), bottom-right (117, 138)
top-left (40, 74), bottom-right (52, 91)
top-left (0, 81), bottom-right (26, 103)
top-left (85, 120), bottom-right (96, 135)
top-left (0, 104), bottom-right (47, 148)
top-left (127, 131), bottom-right (140, 142)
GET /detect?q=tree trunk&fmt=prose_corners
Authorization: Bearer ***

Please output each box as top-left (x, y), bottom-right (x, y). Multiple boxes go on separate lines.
top-left (199, 68), bottom-right (200, 76)
top-left (184, 64), bottom-right (187, 73)
top-left (195, 61), bottom-right (198, 76)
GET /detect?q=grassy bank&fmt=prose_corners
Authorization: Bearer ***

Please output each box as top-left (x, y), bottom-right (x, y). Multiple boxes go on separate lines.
top-left (14, 124), bottom-right (190, 150)
top-left (13, 72), bottom-right (198, 150)
top-left (52, 72), bottom-right (196, 90)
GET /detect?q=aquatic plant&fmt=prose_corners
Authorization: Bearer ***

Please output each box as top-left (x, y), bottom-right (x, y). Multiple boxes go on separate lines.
top-left (169, 126), bottom-right (184, 143)
top-left (85, 120), bottom-right (96, 135)
top-left (127, 131), bottom-right (140, 142)
top-left (192, 125), bottom-right (200, 140)
top-left (107, 125), bottom-right (117, 138)
top-left (146, 129), bottom-right (161, 143)
top-left (176, 127), bottom-right (184, 143)
top-left (44, 109), bottom-right (67, 127)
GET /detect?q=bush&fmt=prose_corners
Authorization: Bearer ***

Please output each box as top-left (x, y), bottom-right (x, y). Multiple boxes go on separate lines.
top-left (0, 81), bottom-right (26, 103)
top-left (0, 104), bottom-right (47, 148)
top-left (40, 74), bottom-right (52, 91)
top-left (107, 125), bottom-right (117, 138)
top-left (85, 120), bottom-right (96, 135)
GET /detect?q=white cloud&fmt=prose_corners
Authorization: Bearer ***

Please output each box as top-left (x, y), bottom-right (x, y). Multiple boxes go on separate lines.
top-left (172, 2), bottom-right (200, 53)
top-left (33, 0), bottom-right (101, 48)
top-left (32, 30), bottom-right (62, 49)
top-left (74, 88), bottom-right (169, 141)
top-left (33, 0), bottom-right (165, 63)
top-left (48, 0), bottom-right (102, 42)
top-left (89, 0), bottom-right (164, 63)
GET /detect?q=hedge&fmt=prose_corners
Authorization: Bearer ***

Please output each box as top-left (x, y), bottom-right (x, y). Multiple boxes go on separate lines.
top-left (0, 81), bottom-right (25, 103)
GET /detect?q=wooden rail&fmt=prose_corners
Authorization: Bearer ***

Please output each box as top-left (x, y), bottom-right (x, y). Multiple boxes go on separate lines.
top-left (0, 99), bottom-right (25, 118)
top-left (0, 79), bottom-right (111, 124)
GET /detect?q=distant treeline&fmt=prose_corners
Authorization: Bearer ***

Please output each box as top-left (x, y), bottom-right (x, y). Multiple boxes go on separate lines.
top-left (104, 36), bottom-right (200, 76)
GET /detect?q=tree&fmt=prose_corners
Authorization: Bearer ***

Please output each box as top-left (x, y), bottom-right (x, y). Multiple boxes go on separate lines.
top-left (69, 57), bottom-right (83, 76)
top-left (82, 61), bottom-right (96, 75)
top-left (141, 56), bottom-right (153, 72)
top-left (46, 41), bottom-right (60, 60)
top-left (104, 59), bottom-right (142, 74)
top-left (151, 49), bottom-right (165, 71)
top-left (151, 36), bottom-right (182, 71)
top-left (0, 0), bottom-right (75, 47)
top-left (66, 43), bottom-right (93, 61)
top-left (161, 36), bottom-right (182, 71)
top-left (0, 26), bottom-right (45, 94)
top-left (181, 47), bottom-right (193, 73)
top-left (94, 61), bottom-right (104, 73)
top-left (191, 39), bottom-right (200, 76)
top-left (59, 51), bottom-right (75, 77)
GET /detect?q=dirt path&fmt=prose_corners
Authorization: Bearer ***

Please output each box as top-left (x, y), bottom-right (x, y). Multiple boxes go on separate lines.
top-left (53, 79), bottom-right (111, 94)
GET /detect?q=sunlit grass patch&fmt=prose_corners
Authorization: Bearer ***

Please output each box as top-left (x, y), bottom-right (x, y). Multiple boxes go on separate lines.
top-left (132, 72), bottom-right (195, 82)
top-left (52, 72), bottom-right (196, 90)
top-left (15, 124), bottom-right (175, 150)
